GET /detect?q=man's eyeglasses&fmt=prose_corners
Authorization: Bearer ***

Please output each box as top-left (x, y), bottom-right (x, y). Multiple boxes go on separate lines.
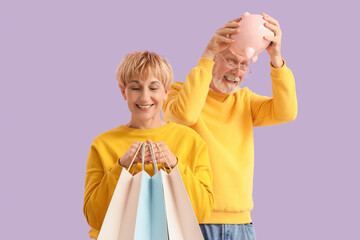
top-left (217, 52), bottom-right (252, 74)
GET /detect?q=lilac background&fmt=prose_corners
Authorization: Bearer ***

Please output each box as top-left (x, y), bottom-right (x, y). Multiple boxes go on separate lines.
top-left (1, 0), bottom-right (359, 239)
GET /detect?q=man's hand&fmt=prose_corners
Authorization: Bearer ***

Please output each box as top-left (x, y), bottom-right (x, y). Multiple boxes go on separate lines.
top-left (262, 13), bottom-right (283, 68)
top-left (202, 18), bottom-right (241, 61)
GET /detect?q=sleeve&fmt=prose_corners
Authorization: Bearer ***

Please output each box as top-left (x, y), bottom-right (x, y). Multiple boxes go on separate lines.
top-left (162, 58), bottom-right (214, 126)
top-left (176, 141), bottom-right (214, 222)
top-left (83, 142), bottom-right (124, 231)
top-left (250, 60), bottom-right (298, 127)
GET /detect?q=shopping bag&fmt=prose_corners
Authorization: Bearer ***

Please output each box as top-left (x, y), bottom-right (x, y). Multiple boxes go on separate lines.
top-left (153, 143), bottom-right (204, 240)
top-left (133, 142), bottom-right (168, 239)
top-left (97, 142), bottom-right (144, 240)
top-left (98, 142), bottom-right (169, 240)
top-left (134, 170), bottom-right (168, 240)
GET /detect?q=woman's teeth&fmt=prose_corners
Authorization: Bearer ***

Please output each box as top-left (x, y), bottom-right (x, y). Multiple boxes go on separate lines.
top-left (137, 104), bottom-right (153, 109)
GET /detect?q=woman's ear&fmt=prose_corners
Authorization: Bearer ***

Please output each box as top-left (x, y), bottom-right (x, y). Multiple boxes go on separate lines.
top-left (120, 86), bottom-right (127, 100)
top-left (163, 89), bottom-right (169, 101)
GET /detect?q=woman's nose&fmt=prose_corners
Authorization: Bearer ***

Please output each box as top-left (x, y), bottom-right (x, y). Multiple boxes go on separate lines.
top-left (139, 89), bottom-right (151, 101)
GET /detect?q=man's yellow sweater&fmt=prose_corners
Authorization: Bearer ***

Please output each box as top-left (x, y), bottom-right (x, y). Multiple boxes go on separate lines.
top-left (162, 58), bottom-right (297, 224)
top-left (83, 122), bottom-right (213, 239)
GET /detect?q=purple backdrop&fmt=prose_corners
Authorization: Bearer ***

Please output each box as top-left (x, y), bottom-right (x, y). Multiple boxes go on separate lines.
top-left (1, 0), bottom-right (359, 239)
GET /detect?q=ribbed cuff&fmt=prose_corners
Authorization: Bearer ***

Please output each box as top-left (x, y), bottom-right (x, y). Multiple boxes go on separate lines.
top-left (270, 59), bottom-right (291, 78)
top-left (109, 161), bottom-right (123, 180)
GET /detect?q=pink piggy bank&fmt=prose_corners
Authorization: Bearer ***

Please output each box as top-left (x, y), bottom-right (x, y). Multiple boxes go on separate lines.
top-left (230, 12), bottom-right (274, 63)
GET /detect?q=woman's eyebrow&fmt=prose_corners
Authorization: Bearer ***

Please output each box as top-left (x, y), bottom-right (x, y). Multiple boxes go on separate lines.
top-left (150, 81), bottom-right (160, 84)
top-left (128, 80), bottom-right (140, 83)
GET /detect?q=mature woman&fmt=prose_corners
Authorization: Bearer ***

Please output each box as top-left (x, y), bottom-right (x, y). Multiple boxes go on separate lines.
top-left (83, 51), bottom-right (214, 239)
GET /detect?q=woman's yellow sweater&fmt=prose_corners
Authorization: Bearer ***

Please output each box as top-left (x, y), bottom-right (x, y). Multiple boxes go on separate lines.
top-left (83, 122), bottom-right (213, 239)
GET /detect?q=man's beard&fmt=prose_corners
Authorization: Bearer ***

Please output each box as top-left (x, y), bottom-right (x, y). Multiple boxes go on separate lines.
top-left (213, 73), bottom-right (240, 94)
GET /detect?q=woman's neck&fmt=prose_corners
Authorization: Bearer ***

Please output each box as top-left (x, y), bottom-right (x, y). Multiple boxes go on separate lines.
top-left (125, 116), bottom-right (167, 129)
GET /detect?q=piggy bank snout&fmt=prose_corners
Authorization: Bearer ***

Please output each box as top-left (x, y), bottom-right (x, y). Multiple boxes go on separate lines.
top-left (244, 47), bottom-right (255, 60)
top-left (230, 12), bottom-right (274, 62)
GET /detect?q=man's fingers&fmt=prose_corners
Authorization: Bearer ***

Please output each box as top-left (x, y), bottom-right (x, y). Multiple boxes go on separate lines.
top-left (217, 27), bottom-right (239, 37)
top-left (262, 13), bottom-right (280, 27)
top-left (227, 17), bottom-right (242, 24)
top-left (214, 35), bottom-right (234, 44)
top-left (224, 21), bottom-right (241, 28)
top-left (263, 35), bottom-right (276, 42)
top-left (264, 22), bottom-right (281, 37)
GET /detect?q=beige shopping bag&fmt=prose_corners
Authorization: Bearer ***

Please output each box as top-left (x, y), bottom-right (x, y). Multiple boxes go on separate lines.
top-left (97, 143), bottom-right (144, 240)
top-left (153, 143), bottom-right (204, 240)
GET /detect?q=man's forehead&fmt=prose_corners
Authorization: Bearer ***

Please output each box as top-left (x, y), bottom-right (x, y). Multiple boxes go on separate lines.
top-left (222, 47), bottom-right (247, 60)
top-left (229, 47), bottom-right (245, 56)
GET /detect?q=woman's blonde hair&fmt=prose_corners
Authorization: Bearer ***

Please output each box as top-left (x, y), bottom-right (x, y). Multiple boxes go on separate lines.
top-left (116, 50), bottom-right (173, 90)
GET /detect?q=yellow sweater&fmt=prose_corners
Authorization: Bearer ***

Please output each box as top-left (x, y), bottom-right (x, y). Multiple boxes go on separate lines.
top-left (162, 58), bottom-right (297, 224)
top-left (83, 122), bottom-right (213, 239)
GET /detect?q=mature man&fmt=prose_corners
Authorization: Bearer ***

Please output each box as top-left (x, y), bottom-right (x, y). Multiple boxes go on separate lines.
top-left (162, 13), bottom-right (297, 239)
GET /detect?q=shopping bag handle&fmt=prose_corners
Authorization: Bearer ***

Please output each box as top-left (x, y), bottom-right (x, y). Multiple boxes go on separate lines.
top-left (132, 143), bottom-right (151, 172)
top-left (152, 142), bottom-right (173, 171)
top-left (127, 142), bottom-right (162, 174)
top-left (130, 143), bottom-right (148, 173)
top-left (148, 143), bottom-right (159, 173)
top-left (127, 142), bottom-right (144, 172)
top-left (146, 143), bottom-right (168, 173)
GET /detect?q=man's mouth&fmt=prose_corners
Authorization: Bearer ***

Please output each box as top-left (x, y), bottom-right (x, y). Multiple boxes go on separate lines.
top-left (136, 104), bottom-right (154, 109)
top-left (224, 74), bottom-right (240, 84)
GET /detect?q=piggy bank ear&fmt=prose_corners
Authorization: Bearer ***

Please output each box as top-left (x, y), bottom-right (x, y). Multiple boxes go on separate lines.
top-left (242, 12), bottom-right (250, 18)
top-left (251, 55), bottom-right (258, 63)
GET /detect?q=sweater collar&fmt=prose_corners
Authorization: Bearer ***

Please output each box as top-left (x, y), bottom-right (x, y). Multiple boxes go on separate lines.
top-left (208, 88), bottom-right (234, 102)
top-left (117, 122), bottom-right (174, 135)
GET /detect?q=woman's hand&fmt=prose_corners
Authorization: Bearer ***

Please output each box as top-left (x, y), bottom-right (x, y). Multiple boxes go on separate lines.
top-left (118, 141), bottom-right (143, 168)
top-left (145, 139), bottom-right (178, 168)
top-left (119, 140), bottom-right (178, 169)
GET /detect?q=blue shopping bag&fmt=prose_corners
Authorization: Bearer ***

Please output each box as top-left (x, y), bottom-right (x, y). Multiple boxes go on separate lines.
top-left (134, 143), bottom-right (169, 240)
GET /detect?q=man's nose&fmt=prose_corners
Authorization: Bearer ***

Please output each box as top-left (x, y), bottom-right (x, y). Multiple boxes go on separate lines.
top-left (231, 67), bottom-right (243, 76)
